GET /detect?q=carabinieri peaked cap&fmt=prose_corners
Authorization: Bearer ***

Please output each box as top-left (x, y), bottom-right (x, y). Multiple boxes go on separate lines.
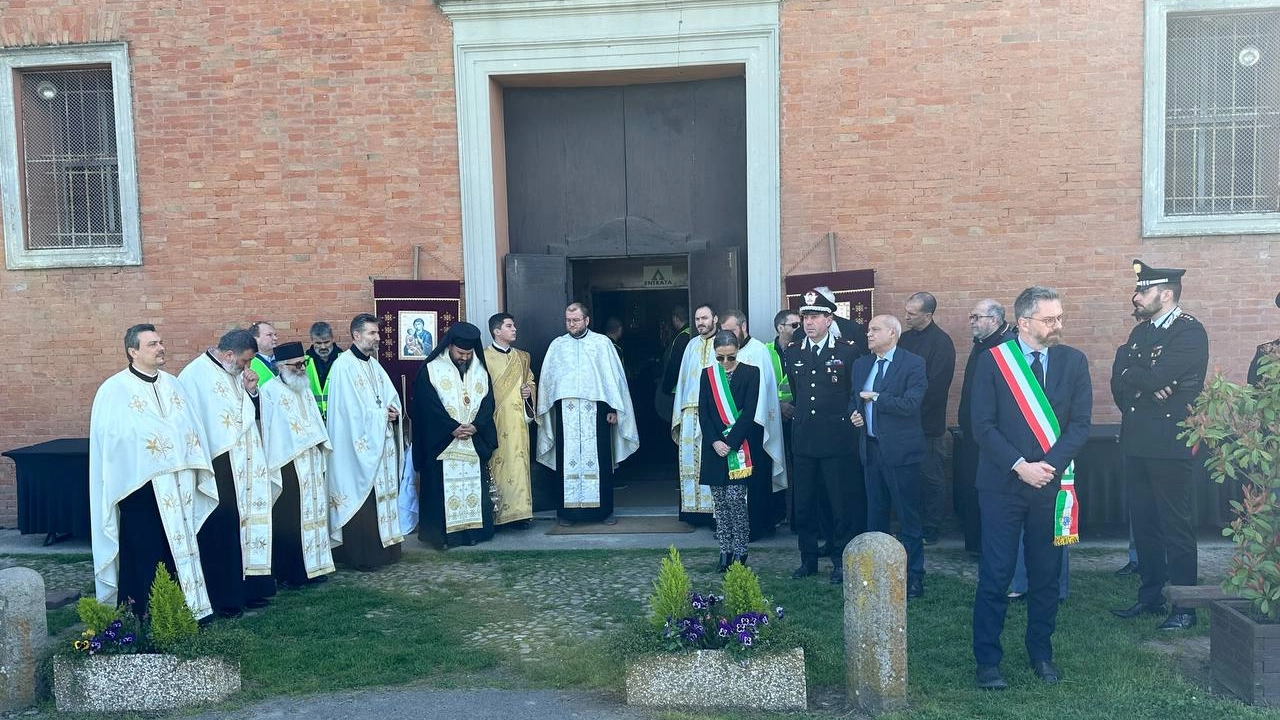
top-left (1132, 259), bottom-right (1187, 292)
top-left (799, 287), bottom-right (838, 315)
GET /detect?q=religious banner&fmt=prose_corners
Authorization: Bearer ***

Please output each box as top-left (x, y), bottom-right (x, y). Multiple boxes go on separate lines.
top-left (373, 279), bottom-right (463, 408)
top-left (784, 269), bottom-right (875, 329)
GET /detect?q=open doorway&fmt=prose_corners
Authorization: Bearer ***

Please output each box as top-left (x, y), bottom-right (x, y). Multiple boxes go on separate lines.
top-left (570, 256), bottom-right (691, 510)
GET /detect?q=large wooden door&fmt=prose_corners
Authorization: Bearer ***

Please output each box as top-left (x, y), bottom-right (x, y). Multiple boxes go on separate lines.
top-left (687, 247), bottom-right (741, 316)
top-left (503, 77), bottom-right (746, 259)
top-left (503, 254), bottom-right (568, 376)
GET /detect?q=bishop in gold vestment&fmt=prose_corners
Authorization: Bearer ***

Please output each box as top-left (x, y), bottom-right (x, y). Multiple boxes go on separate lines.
top-left (483, 313), bottom-right (537, 526)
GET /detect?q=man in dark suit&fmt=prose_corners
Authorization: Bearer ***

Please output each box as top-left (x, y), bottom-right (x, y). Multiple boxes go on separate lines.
top-left (1247, 291), bottom-right (1280, 387)
top-left (1109, 260), bottom-right (1209, 631)
top-left (970, 286), bottom-right (1091, 690)
top-left (848, 315), bottom-right (928, 598)
top-left (785, 288), bottom-right (865, 584)
top-left (955, 299), bottom-right (1017, 556)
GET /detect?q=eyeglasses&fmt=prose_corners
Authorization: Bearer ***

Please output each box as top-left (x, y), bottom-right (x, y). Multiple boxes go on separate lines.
top-left (968, 314), bottom-right (995, 322)
top-left (785, 322), bottom-right (801, 329)
top-left (282, 358), bottom-right (311, 369)
top-left (715, 354), bottom-right (737, 362)
top-left (1028, 315), bottom-right (1065, 327)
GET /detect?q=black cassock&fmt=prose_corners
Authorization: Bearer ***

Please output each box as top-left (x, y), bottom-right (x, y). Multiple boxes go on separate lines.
top-left (412, 361), bottom-right (498, 550)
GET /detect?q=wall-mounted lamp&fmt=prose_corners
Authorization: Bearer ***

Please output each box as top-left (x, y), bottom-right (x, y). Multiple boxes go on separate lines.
top-left (35, 81), bottom-right (58, 101)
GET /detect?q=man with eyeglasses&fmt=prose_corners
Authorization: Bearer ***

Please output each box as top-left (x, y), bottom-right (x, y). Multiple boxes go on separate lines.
top-left (259, 342), bottom-right (335, 588)
top-left (536, 302), bottom-right (639, 526)
top-left (955, 300), bottom-right (1016, 556)
top-left (898, 292), bottom-right (956, 546)
top-left (785, 288), bottom-right (865, 584)
top-left (970, 286), bottom-right (1091, 689)
top-left (1109, 260), bottom-right (1209, 631)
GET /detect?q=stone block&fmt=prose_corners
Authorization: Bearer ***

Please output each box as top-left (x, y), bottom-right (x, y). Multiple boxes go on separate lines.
top-left (843, 531), bottom-right (908, 714)
top-left (44, 589), bottom-right (80, 610)
top-left (53, 655), bottom-right (241, 712)
top-left (625, 648), bottom-right (806, 711)
top-left (0, 566), bottom-right (47, 713)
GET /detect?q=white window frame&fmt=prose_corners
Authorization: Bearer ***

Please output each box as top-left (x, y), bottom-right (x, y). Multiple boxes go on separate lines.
top-left (1144, 0), bottom-right (1280, 236)
top-left (0, 43), bottom-right (141, 269)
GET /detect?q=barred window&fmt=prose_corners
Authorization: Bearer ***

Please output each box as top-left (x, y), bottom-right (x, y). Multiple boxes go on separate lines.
top-left (0, 44), bottom-right (141, 269)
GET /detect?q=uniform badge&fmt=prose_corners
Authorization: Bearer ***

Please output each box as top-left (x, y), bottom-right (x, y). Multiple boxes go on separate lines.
top-left (804, 291), bottom-right (818, 306)
top-left (1151, 346), bottom-right (1163, 361)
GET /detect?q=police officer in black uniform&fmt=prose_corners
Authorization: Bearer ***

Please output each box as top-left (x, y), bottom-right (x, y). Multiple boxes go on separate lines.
top-left (1247, 292), bottom-right (1280, 387)
top-left (785, 288), bottom-right (866, 584)
top-left (1109, 260), bottom-right (1209, 630)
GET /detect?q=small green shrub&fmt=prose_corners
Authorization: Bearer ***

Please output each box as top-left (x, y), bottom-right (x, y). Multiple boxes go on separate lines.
top-left (74, 597), bottom-right (121, 634)
top-left (147, 563), bottom-right (199, 652)
top-left (648, 546), bottom-right (693, 627)
top-left (722, 561), bottom-right (769, 618)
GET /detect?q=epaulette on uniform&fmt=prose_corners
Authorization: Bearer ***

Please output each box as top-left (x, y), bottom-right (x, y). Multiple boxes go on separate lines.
top-left (1172, 312), bottom-right (1199, 325)
top-left (835, 338), bottom-right (855, 346)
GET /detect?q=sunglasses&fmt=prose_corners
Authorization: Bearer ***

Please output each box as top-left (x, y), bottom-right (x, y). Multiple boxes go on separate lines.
top-left (785, 322), bottom-right (801, 329)
top-left (282, 358), bottom-right (311, 369)
top-left (716, 354), bottom-right (737, 362)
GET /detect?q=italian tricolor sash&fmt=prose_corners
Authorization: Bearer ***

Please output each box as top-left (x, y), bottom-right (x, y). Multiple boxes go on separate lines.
top-left (990, 340), bottom-right (1079, 546)
top-left (706, 364), bottom-right (753, 480)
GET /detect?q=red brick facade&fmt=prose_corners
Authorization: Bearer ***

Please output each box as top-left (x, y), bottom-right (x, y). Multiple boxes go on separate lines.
top-left (0, 0), bottom-right (1275, 524)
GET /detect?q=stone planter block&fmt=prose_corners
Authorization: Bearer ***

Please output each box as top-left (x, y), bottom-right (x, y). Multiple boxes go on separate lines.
top-left (0, 567), bottom-right (47, 713)
top-left (1210, 599), bottom-right (1280, 706)
top-left (53, 654), bottom-right (240, 712)
top-left (625, 647), bottom-right (806, 711)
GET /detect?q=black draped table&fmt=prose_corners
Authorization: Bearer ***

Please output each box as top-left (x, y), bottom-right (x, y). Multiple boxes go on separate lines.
top-left (952, 424), bottom-right (1239, 533)
top-left (2, 438), bottom-right (90, 544)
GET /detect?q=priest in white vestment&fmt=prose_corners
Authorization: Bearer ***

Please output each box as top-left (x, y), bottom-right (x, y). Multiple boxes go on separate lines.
top-left (179, 328), bottom-right (282, 616)
top-left (720, 310), bottom-right (790, 539)
top-left (326, 313), bottom-right (405, 569)
top-left (90, 324), bottom-right (219, 620)
top-left (536, 303), bottom-right (639, 524)
top-left (259, 342), bottom-right (336, 587)
top-left (670, 304), bottom-right (720, 524)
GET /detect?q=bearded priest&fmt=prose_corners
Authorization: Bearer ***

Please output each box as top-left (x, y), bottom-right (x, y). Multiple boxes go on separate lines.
top-left (412, 322), bottom-right (499, 549)
top-left (536, 302), bottom-right (639, 525)
top-left (90, 323), bottom-right (219, 620)
top-left (260, 341), bottom-right (336, 587)
top-left (326, 313), bottom-right (405, 570)
top-left (178, 328), bottom-right (282, 617)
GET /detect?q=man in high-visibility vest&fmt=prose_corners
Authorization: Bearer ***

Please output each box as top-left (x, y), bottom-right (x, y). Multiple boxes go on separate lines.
top-left (306, 321), bottom-right (342, 419)
top-left (249, 321), bottom-right (280, 386)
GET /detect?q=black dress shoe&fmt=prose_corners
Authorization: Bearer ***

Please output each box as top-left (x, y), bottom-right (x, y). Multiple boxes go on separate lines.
top-left (1114, 560), bottom-right (1139, 576)
top-left (1111, 601), bottom-right (1167, 619)
top-left (830, 567), bottom-right (844, 584)
top-left (1158, 611), bottom-right (1197, 630)
top-left (791, 564), bottom-right (818, 579)
top-left (717, 552), bottom-right (731, 573)
top-left (907, 578), bottom-right (924, 599)
top-left (732, 552), bottom-right (748, 568)
top-left (975, 664), bottom-right (1007, 690)
top-left (1031, 660), bottom-right (1061, 685)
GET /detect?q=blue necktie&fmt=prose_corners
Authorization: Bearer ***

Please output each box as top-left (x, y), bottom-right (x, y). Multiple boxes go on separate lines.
top-left (868, 358), bottom-right (886, 436)
top-left (1031, 351), bottom-right (1045, 388)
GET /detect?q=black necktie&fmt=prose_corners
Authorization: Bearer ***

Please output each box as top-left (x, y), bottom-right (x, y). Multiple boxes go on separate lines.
top-left (1031, 351), bottom-right (1045, 388)
top-left (812, 342), bottom-right (821, 357)
top-left (872, 358), bottom-right (887, 391)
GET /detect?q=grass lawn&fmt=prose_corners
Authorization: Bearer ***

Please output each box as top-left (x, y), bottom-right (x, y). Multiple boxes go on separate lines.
top-left (24, 547), bottom-right (1280, 719)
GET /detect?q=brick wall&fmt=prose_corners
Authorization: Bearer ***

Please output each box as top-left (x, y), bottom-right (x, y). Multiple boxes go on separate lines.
top-left (0, 1), bottom-right (461, 525)
top-left (1, 0), bottom-right (1277, 526)
top-left (778, 0), bottom-right (1278, 429)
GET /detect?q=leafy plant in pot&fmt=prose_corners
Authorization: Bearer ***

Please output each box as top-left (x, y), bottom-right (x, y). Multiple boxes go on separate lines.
top-left (1181, 350), bottom-right (1280, 705)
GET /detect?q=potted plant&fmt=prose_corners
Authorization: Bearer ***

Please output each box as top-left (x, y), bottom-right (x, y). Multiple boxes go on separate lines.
top-left (621, 547), bottom-right (806, 711)
top-left (1181, 352), bottom-right (1280, 706)
top-left (52, 563), bottom-right (242, 712)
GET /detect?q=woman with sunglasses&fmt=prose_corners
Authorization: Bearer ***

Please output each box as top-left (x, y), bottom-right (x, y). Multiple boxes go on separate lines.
top-left (698, 330), bottom-right (765, 572)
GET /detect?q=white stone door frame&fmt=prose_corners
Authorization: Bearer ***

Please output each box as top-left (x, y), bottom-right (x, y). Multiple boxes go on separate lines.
top-left (440, 0), bottom-right (782, 327)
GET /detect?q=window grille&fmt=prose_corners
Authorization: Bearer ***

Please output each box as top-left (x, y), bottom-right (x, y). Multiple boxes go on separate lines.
top-left (1164, 10), bottom-right (1280, 216)
top-left (19, 67), bottom-right (123, 249)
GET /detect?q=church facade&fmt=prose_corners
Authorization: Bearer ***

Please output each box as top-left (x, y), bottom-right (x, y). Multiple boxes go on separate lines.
top-left (0, 0), bottom-right (1277, 523)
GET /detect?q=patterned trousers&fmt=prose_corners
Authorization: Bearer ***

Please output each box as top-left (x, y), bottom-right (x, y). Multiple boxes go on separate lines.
top-left (711, 485), bottom-right (749, 556)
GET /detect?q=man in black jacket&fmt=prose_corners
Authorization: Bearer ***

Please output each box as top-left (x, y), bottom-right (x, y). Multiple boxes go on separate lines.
top-left (899, 291), bottom-right (956, 545)
top-left (1247, 292), bottom-right (1280, 386)
top-left (784, 288), bottom-right (865, 584)
top-left (955, 299), bottom-right (1017, 556)
top-left (1109, 260), bottom-right (1209, 631)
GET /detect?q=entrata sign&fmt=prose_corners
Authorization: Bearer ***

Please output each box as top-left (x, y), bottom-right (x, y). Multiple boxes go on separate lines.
top-left (643, 266), bottom-right (675, 287)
